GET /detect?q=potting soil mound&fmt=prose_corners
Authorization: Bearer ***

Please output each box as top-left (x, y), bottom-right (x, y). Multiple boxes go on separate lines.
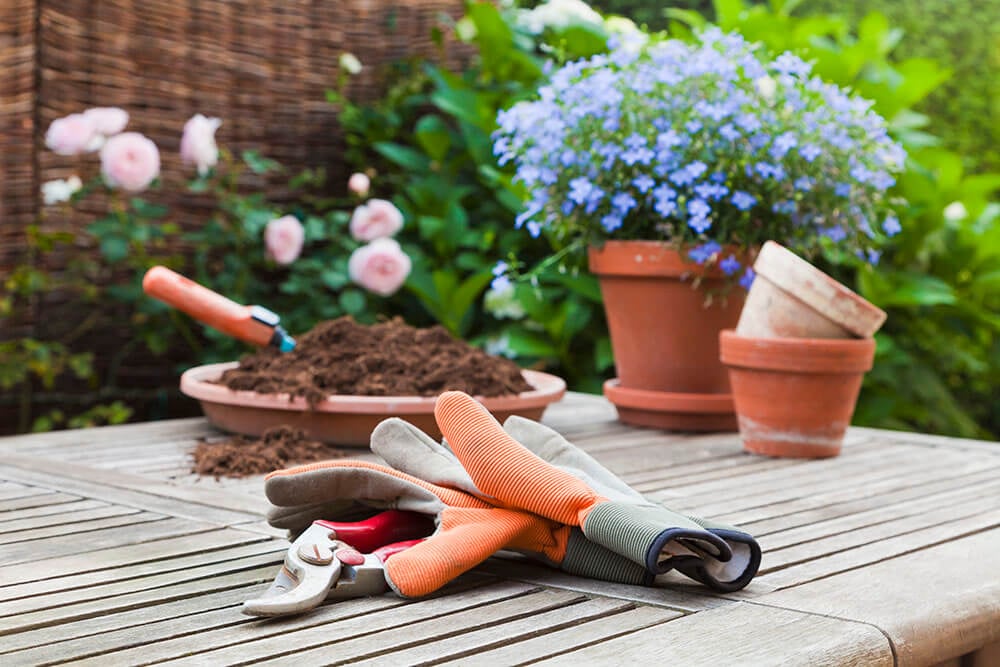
top-left (192, 425), bottom-right (347, 478)
top-left (217, 316), bottom-right (533, 406)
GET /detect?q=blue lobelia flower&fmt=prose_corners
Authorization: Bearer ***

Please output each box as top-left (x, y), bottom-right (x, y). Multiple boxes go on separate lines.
top-left (739, 267), bottom-right (756, 290)
top-left (688, 240), bottom-right (722, 264)
top-left (731, 191), bottom-right (756, 211)
top-left (720, 254), bottom-right (741, 275)
top-left (882, 214), bottom-right (901, 236)
top-left (633, 174), bottom-right (656, 194)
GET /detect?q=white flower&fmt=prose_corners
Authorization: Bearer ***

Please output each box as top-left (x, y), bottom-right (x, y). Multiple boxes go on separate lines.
top-left (180, 114), bottom-right (222, 176)
top-left (943, 201), bottom-right (968, 222)
top-left (754, 76), bottom-right (777, 104)
top-left (517, 0), bottom-right (603, 34)
top-left (339, 53), bottom-right (362, 75)
top-left (484, 283), bottom-right (526, 320)
top-left (41, 176), bottom-right (82, 205)
top-left (484, 334), bottom-right (516, 359)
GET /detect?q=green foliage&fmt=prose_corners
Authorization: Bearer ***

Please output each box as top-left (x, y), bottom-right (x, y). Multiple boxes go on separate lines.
top-left (330, 1), bottom-right (614, 390)
top-left (669, 0), bottom-right (999, 438)
top-left (807, 0), bottom-right (1000, 175)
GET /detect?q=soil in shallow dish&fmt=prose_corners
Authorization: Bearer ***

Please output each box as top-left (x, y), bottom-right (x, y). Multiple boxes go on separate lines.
top-left (192, 425), bottom-right (348, 478)
top-left (217, 316), bottom-right (532, 406)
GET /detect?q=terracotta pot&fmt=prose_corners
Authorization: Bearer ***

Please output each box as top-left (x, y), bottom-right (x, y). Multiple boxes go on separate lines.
top-left (589, 240), bottom-right (745, 431)
top-left (719, 330), bottom-right (875, 458)
top-left (737, 241), bottom-right (886, 339)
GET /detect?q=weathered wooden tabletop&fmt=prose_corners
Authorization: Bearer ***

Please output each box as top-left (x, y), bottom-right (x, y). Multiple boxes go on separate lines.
top-left (1, 392), bottom-right (998, 666)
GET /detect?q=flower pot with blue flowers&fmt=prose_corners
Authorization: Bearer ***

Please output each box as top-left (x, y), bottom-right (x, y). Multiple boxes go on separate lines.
top-left (494, 29), bottom-right (904, 431)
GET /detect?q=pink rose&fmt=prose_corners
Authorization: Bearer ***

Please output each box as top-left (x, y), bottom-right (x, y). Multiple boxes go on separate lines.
top-left (180, 114), bottom-right (222, 176)
top-left (347, 172), bottom-right (371, 196)
top-left (83, 107), bottom-right (129, 137)
top-left (264, 215), bottom-right (305, 265)
top-left (45, 113), bottom-right (99, 155)
top-left (99, 132), bottom-right (161, 192)
top-left (348, 238), bottom-right (412, 296)
top-left (349, 199), bottom-right (404, 242)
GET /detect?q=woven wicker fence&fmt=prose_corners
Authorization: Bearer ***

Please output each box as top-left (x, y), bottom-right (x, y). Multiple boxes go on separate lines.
top-left (0, 0), bottom-right (467, 433)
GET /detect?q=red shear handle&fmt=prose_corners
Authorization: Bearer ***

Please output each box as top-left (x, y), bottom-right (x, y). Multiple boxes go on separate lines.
top-left (316, 510), bottom-right (435, 554)
top-left (373, 539), bottom-right (425, 562)
top-left (142, 266), bottom-right (274, 347)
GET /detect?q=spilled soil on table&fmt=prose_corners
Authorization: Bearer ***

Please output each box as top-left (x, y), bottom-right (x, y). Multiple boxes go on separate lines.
top-left (193, 316), bottom-right (533, 477)
top-left (192, 425), bottom-right (348, 478)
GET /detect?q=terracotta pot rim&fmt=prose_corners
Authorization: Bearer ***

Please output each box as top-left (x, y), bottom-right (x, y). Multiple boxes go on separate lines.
top-left (753, 241), bottom-right (886, 337)
top-left (719, 330), bottom-right (876, 373)
top-left (588, 240), bottom-right (749, 279)
top-left (603, 378), bottom-right (734, 414)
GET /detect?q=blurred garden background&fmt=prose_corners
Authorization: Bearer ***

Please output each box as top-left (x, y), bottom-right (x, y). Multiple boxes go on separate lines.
top-left (1, 0), bottom-right (997, 440)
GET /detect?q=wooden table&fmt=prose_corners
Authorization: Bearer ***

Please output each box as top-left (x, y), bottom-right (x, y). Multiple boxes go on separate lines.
top-left (1, 393), bottom-right (997, 666)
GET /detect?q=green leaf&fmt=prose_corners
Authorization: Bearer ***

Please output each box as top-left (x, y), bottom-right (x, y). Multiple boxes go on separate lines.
top-left (321, 269), bottom-right (349, 290)
top-left (450, 271), bottom-right (493, 336)
top-left (881, 273), bottom-right (958, 307)
top-left (99, 237), bottom-right (129, 263)
top-left (552, 24), bottom-right (608, 59)
top-left (373, 142), bottom-right (431, 172)
top-left (414, 115), bottom-right (451, 162)
top-left (338, 289), bottom-right (366, 314)
top-left (243, 150), bottom-right (282, 174)
top-left (130, 199), bottom-right (168, 219)
top-left (503, 327), bottom-right (559, 358)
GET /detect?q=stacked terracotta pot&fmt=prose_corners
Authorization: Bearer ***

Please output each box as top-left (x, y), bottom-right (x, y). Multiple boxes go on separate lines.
top-left (719, 242), bottom-right (887, 458)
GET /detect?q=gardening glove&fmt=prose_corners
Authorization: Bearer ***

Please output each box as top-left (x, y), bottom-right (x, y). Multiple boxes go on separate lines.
top-left (371, 418), bottom-right (654, 586)
top-left (265, 459), bottom-right (601, 597)
top-left (501, 415), bottom-right (762, 592)
top-left (434, 391), bottom-right (749, 589)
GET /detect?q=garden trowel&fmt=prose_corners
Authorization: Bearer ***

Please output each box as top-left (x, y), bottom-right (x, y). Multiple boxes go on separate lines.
top-left (142, 265), bottom-right (296, 351)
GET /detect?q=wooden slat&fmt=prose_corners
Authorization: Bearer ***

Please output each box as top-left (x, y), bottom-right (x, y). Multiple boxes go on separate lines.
top-left (0, 548), bottom-right (282, 619)
top-left (531, 602), bottom-right (893, 666)
top-left (0, 564), bottom-right (276, 636)
top-left (0, 502), bottom-right (139, 536)
top-left (0, 418), bottom-right (214, 453)
top-left (343, 597), bottom-right (650, 667)
top-left (0, 458), bottom-right (265, 524)
top-left (759, 476), bottom-right (1000, 552)
top-left (0, 516), bottom-right (211, 567)
top-left (477, 558), bottom-right (731, 613)
top-left (741, 467), bottom-right (1000, 536)
top-left (759, 506), bottom-right (1000, 589)
top-left (157, 586), bottom-right (585, 666)
top-left (0, 509), bottom-right (157, 546)
top-left (0, 499), bottom-right (109, 525)
top-left (0, 483), bottom-right (48, 502)
top-left (0, 539), bottom-right (282, 605)
top-left (434, 604), bottom-right (681, 666)
top-left (759, 529), bottom-right (1000, 666)
top-left (0, 491), bottom-right (81, 512)
top-left (0, 527), bottom-right (272, 587)
top-left (70, 579), bottom-right (531, 666)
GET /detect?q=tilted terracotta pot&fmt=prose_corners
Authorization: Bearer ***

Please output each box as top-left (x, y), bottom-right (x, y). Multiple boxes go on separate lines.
top-left (719, 330), bottom-right (875, 458)
top-left (589, 240), bottom-right (746, 431)
top-left (737, 241), bottom-right (886, 339)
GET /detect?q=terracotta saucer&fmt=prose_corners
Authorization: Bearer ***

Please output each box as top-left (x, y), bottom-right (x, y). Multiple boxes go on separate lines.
top-left (180, 362), bottom-right (566, 447)
top-left (602, 378), bottom-right (737, 432)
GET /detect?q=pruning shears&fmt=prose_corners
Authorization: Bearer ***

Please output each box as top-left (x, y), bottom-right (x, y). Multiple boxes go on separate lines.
top-left (142, 265), bottom-right (296, 351)
top-left (243, 510), bottom-right (436, 617)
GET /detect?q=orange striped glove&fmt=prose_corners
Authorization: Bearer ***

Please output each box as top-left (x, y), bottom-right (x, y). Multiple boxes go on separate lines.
top-left (434, 391), bottom-right (755, 589)
top-left (371, 419), bottom-right (655, 586)
top-left (265, 460), bottom-right (601, 597)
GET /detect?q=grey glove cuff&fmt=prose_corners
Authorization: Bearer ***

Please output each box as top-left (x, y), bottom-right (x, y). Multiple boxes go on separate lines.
top-left (582, 502), bottom-right (733, 575)
top-left (561, 528), bottom-right (653, 586)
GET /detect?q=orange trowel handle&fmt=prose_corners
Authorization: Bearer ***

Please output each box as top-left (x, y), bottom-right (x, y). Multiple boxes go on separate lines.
top-left (142, 266), bottom-right (277, 348)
